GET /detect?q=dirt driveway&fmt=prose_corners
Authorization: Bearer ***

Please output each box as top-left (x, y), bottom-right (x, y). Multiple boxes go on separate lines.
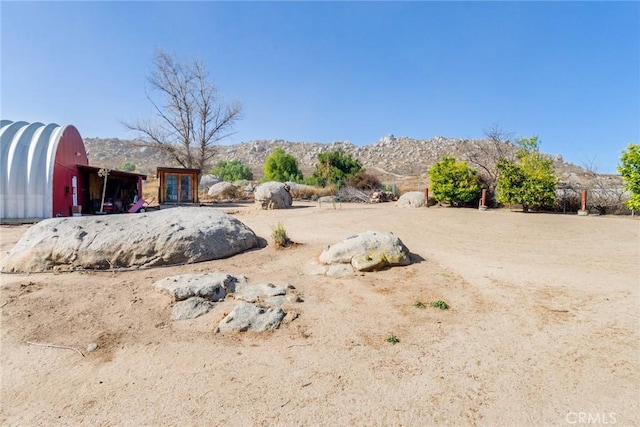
top-left (1, 203), bottom-right (638, 426)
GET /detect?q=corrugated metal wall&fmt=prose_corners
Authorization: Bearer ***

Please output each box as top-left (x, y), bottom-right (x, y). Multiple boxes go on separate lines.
top-left (0, 120), bottom-right (89, 220)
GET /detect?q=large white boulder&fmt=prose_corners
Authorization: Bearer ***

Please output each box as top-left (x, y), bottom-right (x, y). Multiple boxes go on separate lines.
top-left (207, 181), bottom-right (239, 199)
top-left (396, 191), bottom-right (425, 208)
top-left (199, 174), bottom-right (221, 192)
top-left (0, 207), bottom-right (259, 273)
top-left (254, 182), bottom-right (292, 209)
top-left (319, 231), bottom-right (411, 272)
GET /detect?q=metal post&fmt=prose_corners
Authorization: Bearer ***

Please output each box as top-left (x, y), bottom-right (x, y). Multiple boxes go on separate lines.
top-left (98, 168), bottom-right (110, 213)
top-left (424, 188), bottom-right (429, 207)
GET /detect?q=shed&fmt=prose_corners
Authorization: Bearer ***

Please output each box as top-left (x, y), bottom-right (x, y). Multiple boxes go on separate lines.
top-left (76, 165), bottom-right (147, 214)
top-left (0, 120), bottom-right (146, 222)
top-left (157, 167), bottom-right (200, 204)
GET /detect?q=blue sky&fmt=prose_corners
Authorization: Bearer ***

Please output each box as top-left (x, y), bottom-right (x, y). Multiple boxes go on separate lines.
top-left (1, 1), bottom-right (638, 173)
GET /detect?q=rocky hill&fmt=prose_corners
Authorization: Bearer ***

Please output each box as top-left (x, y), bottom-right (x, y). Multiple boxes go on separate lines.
top-left (84, 135), bottom-right (619, 188)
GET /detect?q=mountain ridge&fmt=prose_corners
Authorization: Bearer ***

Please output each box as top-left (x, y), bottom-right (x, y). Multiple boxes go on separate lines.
top-left (84, 135), bottom-right (617, 188)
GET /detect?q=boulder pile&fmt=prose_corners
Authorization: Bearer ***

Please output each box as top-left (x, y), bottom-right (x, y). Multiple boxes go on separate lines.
top-left (154, 272), bottom-right (302, 332)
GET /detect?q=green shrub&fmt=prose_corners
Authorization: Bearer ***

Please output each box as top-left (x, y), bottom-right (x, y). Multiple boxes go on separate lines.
top-left (430, 300), bottom-right (449, 310)
top-left (428, 156), bottom-right (481, 205)
top-left (386, 334), bottom-right (400, 344)
top-left (309, 150), bottom-right (363, 187)
top-left (263, 148), bottom-right (303, 182)
top-left (271, 222), bottom-right (292, 248)
top-left (211, 159), bottom-right (253, 182)
top-left (496, 136), bottom-right (557, 212)
top-left (119, 162), bottom-right (136, 172)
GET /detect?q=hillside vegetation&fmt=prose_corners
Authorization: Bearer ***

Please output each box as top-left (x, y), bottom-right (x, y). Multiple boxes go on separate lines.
top-left (84, 135), bottom-right (619, 190)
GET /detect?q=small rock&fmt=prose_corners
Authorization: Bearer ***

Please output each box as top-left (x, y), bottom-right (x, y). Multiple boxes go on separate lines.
top-left (308, 261), bottom-right (328, 276)
top-left (171, 297), bottom-right (215, 320)
top-left (86, 343), bottom-right (99, 352)
top-left (235, 283), bottom-right (287, 303)
top-left (216, 303), bottom-right (286, 333)
top-left (154, 273), bottom-right (247, 301)
top-left (265, 296), bottom-right (288, 306)
top-left (326, 264), bottom-right (354, 277)
top-left (287, 294), bottom-right (304, 303)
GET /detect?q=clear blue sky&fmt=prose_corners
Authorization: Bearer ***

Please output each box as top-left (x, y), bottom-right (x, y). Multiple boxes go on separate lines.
top-left (2, 1), bottom-right (638, 173)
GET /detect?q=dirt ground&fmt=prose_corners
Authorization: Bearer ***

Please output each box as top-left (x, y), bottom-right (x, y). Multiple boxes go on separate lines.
top-left (1, 202), bottom-right (638, 426)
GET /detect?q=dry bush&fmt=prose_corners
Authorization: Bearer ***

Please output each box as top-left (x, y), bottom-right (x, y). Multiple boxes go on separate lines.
top-left (346, 171), bottom-right (382, 191)
top-left (142, 178), bottom-right (159, 205)
top-left (553, 188), bottom-right (582, 213)
top-left (217, 185), bottom-right (243, 201)
top-left (289, 184), bottom-right (336, 200)
top-left (553, 185), bottom-right (630, 215)
top-left (381, 176), bottom-right (427, 196)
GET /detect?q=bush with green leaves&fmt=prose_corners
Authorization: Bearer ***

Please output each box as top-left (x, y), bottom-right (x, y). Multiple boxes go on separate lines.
top-left (430, 300), bottom-right (450, 310)
top-left (119, 162), bottom-right (136, 172)
top-left (262, 148), bottom-right (303, 182)
top-left (308, 150), bottom-right (363, 187)
top-left (271, 222), bottom-right (292, 248)
top-left (496, 136), bottom-right (557, 212)
top-left (618, 143), bottom-right (640, 211)
top-left (386, 334), bottom-right (399, 345)
top-left (428, 156), bottom-right (481, 205)
top-left (211, 159), bottom-right (253, 182)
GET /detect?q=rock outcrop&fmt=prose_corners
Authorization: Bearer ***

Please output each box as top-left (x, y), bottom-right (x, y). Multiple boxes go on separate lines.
top-left (153, 273), bottom-right (302, 327)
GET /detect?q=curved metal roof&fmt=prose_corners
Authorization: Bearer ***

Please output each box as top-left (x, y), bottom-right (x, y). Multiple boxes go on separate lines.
top-left (1, 120), bottom-right (67, 219)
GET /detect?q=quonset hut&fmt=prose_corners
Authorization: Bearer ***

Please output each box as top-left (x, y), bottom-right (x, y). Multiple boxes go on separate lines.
top-left (0, 120), bottom-right (145, 223)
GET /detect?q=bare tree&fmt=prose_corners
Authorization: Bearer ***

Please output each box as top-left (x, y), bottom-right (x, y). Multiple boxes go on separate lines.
top-left (125, 49), bottom-right (242, 171)
top-left (463, 124), bottom-right (515, 200)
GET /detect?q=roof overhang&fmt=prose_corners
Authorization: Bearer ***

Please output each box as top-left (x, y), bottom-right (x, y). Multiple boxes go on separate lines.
top-left (77, 165), bottom-right (147, 180)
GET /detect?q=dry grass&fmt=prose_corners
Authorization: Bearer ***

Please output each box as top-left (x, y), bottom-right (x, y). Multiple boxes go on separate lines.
top-left (142, 178), bottom-right (159, 206)
top-left (289, 184), bottom-right (337, 200)
top-left (381, 175), bottom-right (428, 195)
